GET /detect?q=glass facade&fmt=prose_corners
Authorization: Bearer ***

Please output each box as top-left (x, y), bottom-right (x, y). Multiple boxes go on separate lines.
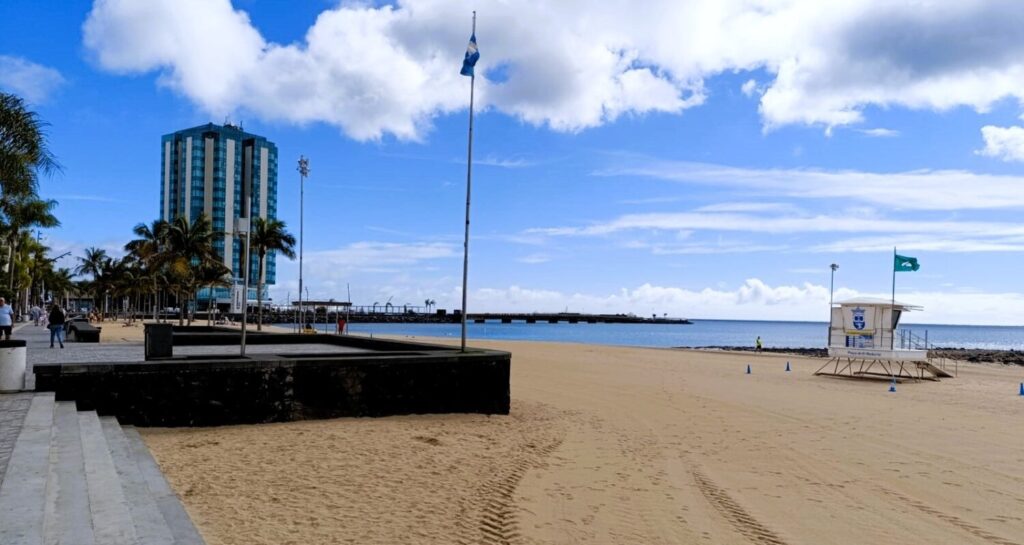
top-left (160, 123), bottom-right (279, 302)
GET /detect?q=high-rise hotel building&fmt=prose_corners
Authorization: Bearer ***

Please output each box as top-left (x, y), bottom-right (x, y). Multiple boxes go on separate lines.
top-left (160, 123), bottom-right (278, 302)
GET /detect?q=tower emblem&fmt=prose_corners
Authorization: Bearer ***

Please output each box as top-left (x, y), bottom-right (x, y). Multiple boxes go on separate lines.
top-left (852, 307), bottom-right (866, 331)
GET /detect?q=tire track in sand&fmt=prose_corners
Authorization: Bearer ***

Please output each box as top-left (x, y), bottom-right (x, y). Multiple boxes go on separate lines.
top-left (878, 487), bottom-right (1021, 545)
top-left (475, 437), bottom-right (564, 545)
top-left (453, 403), bottom-right (570, 545)
top-left (692, 470), bottom-right (788, 545)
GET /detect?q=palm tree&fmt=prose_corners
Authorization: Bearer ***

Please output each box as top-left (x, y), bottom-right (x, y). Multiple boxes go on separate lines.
top-left (9, 232), bottom-right (44, 312)
top-left (44, 267), bottom-right (75, 309)
top-left (0, 92), bottom-right (59, 199)
top-left (3, 196), bottom-right (59, 289)
top-left (163, 214), bottom-right (218, 325)
top-left (125, 219), bottom-right (169, 320)
top-left (250, 217), bottom-right (296, 331)
top-left (76, 247), bottom-right (108, 318)
top-left (195, 261), bottom-right (232, 326)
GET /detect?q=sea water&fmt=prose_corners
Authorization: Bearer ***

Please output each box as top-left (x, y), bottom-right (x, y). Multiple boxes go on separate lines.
top-left (283, 320), bottom-right (1024, 350)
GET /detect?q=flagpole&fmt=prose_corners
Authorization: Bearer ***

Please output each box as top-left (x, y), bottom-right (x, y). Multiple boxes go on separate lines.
top-left (460, 10), bottom-right (477, 353)
top-left (891, 247), bottom-right (896, 350)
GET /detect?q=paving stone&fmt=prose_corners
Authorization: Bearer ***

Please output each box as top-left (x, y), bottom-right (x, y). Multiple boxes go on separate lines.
top-left (79, 411), bottom-right (136, 545)
top-left (123, 426), bottom-right (206, 545)
top-left (0, 393), bottom-right (55, 545)
top-left (43, 402), bottom-right (95, 545)
top-left (100, 417), bottom-right (174, 545)
top-left (0, 392), bottom-right (33, 483)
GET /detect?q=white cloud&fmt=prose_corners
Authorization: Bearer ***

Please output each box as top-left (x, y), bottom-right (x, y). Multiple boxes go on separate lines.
top-left (268, 240), bottom-right (457, 302)
top-left (741, 79), bottom-right (759, 97)
top-left (0, 55), bottom-right (65, 103)
top-left (304, 241), bottom-right (457, 275)
top-left (857, 128), bottom-right (899, 137)
top-left (81, 0), bottom-right (1024, 139)
top-left (271, 273), bottom-right (1024, 326)
top-left (530, 211), bottom-right (1024, 239)
top-left (598, 160), bottom-right (1024, 211)
top-left (528, 206), bottom-right (1024, 254)
top-left (475, 155), bottom-right (535, 168)
top-left (811, 235), bottom-right (1024, 253)
top-left (693, 202), bottom-right (798, 213)
top-left (517, 253), bottom-right (551, 264)
top-left (465, 280), bottom-right (1024, 325)
top-left (978, 125), bottom-right (1024, 162)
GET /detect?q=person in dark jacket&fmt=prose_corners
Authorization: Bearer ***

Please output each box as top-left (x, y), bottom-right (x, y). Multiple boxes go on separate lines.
top-left (48, 304), bottom-right (66, 348)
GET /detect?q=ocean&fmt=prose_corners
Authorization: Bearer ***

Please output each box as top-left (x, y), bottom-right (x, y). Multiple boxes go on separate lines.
top-left (284, 320), bottom-right (1024, 351)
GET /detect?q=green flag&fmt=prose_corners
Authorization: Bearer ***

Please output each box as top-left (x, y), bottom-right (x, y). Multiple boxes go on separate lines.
top-left (894, 254), bottom-right (920, 272)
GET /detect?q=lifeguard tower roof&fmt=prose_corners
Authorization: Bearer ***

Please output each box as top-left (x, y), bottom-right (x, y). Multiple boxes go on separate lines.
top-left (833, 297), bottom-right (923, 311)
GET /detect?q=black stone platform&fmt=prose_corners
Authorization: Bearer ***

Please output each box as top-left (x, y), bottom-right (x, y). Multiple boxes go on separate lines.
top-left (32, 328), bottom-right (510, 427)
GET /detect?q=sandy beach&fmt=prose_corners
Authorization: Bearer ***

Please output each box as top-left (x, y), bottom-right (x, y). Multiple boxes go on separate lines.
top-left (135, 337), bottom-right (1024, 545)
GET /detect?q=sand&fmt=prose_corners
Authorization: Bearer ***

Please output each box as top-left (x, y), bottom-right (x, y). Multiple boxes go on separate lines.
top-left (139, 339), bottom-right (1024, 544)
top-left (97, 320), bottom-right (296, 344)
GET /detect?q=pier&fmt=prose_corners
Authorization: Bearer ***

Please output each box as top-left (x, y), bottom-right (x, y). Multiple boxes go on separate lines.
top-left (265, 303), bottom-right (692, 325)
top-left (465, 313), bottom-right (691, 325)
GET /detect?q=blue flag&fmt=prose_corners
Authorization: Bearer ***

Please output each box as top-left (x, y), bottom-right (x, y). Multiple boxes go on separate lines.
top-left (460, 33), bottom-right (479, 77)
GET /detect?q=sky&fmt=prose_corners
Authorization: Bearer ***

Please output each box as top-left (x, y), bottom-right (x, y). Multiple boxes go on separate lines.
top-left (3, 0), bottom-right (1024, 325)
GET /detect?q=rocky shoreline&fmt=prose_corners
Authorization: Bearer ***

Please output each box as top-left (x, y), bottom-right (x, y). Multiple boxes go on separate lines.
top-left (683, 346), bottom-right (1024, 366)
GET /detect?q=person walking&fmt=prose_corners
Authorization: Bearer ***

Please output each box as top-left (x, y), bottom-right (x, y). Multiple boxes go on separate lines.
top-left (48, 303), bottom-right (66, 348)
top-left (0, 297), bottom-right (13, 340)
top-left (755, 335), bottom-right (763, 353)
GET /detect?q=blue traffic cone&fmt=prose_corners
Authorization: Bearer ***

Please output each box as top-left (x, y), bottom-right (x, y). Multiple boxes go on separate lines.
top-left (746, 364), bottom-right (751, 374)
top-left (785, 361), bottom-right (791, 372)
top-left (889, 379), bottom-right (897, 393)
top-left (1019, 382), bottom-right (1023, 396)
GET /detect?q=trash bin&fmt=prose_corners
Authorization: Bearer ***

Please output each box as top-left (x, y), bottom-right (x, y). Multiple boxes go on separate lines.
top-left (144, 323), bottom-right (174, 360)
top-left (0, 339), bottom-right (28, 392)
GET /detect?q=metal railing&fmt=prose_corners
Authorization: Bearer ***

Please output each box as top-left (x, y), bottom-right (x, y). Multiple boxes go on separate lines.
top-left (897, 328), bottom-right (929, 350)
top-left (898, 328), bottom-right (958, 377)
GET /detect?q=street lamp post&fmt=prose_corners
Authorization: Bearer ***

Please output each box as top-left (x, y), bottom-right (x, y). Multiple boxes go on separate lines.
top-left (829, 263), bottom-right (839, 306)
top-left (828, 263), bottom-right (839, 346)
top-left (297, 155), bottom-right (309, 332)
top-left (239, 217), bottom-right (251, 357)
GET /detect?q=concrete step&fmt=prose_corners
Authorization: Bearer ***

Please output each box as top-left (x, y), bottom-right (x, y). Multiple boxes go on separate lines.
top-left (0, 392), bottom-right (55, 544)
top-left (43, 402), bottom-right (95, 545)
top-left (100, 417), bottom-right (176, 545)
top-left (78, 411), bottom-right (137, 545)
top-left (122, 426), bottom-right (205, 545)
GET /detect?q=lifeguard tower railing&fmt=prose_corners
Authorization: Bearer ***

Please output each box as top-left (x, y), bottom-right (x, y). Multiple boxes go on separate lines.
top-left (896, 328), bottom-right (957, 377)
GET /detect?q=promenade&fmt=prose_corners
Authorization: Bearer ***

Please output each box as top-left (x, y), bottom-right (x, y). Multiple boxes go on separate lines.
top-left (0, 323), bottom-right (207, 545)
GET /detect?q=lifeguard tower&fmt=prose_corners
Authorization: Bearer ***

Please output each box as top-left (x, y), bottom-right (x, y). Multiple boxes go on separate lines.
top-left (815, 297), bottom-right (954, 381)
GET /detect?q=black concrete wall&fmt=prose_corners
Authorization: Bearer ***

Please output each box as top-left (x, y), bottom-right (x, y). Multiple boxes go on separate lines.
top-left (34, 350), bottom-right (510, 426)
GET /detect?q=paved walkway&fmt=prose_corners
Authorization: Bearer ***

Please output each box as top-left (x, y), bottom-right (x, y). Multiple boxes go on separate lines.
top-left (0, 323), bottom-right (35, 481)
top-left (0, 392), bottom-right (33, 484)
top-left (20, 322), bottom-right (369, 371)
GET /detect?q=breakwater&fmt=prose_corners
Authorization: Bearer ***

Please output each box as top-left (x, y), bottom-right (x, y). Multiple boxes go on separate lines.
top-left (263, 310), bottom-right (690, 325)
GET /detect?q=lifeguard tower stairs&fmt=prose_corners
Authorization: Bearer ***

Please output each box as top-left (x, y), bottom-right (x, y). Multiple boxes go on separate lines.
top-left (815, 298), bottom-right (956, 382)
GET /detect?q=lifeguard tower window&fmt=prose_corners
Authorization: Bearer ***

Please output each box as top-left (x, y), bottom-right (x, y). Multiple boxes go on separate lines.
top-left (892, 309), bottom-right (902, 328)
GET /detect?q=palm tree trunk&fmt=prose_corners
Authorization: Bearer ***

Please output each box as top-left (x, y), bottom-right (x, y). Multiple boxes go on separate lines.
top-left (256, 255), bottom-right (264, 332)
top-left (187, 290), bottom-right (194, 326)
top-left (177, 289), bottom-right (184, 326)
top-left (7, 239), bottom-right (17, 290)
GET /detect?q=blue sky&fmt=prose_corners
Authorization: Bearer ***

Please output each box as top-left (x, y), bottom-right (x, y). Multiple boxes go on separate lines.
top-left (4, 0), bottom-right (1024, 324)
